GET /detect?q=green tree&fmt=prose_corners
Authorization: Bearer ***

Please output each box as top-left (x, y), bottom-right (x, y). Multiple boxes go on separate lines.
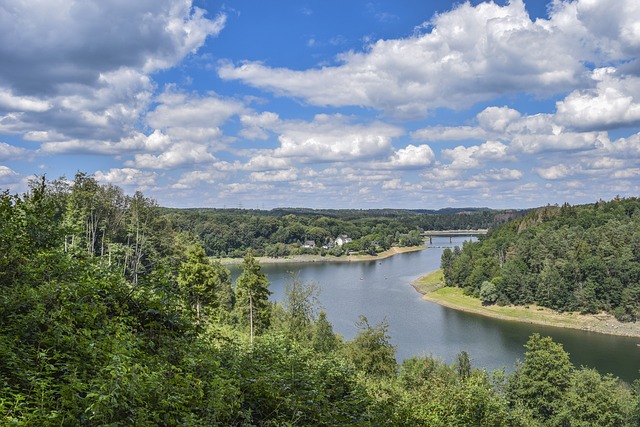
top-left (554, 368), bottom-right (632, 427)
top-left (507, 334), bottom-right (572, 422)
top-left (282, 272), bottom-right (320, 342)
top-left (312, 311), bottom-right (339, 353)
top-left (455, 350), bottom-right (472, 380)
top-left (178, 245), bottom-right (232, 319)
top-left (345, 315), bottom-right (396, 377)
top-left (235, 252), bottom-right (272, 342)
top-left (479, 281), bottom-right (499, 305)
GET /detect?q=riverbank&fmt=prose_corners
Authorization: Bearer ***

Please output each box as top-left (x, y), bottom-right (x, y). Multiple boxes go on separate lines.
top-left (412, 270), bottom-right (640, 338)
top-left (217, 245), bottom-right (426, 266)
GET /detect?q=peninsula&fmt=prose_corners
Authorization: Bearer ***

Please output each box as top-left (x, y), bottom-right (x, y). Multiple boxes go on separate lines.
top-left (413, 270), bottom-right (640, 338)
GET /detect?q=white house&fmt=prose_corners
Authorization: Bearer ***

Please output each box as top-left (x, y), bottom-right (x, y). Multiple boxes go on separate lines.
top-left (335, 235), bottom-right (352, 246)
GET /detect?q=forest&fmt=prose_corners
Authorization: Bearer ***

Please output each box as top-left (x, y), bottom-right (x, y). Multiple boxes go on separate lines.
top-left (441, 198), bottom-right (640, 322)
top-left (1, 174), bottom-right (639, 426)
top-left (161, 204), bottom-right (512, 258)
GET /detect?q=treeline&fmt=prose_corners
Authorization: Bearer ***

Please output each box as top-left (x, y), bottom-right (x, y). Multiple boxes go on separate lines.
top-left (161, 205), bottom-right (514, 258)
top-left (441, 197), bottom-right (640, 321)
top-left (2, 176), bottom-right (639, 425)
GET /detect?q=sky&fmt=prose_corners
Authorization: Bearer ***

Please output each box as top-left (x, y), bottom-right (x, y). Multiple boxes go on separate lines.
top-left (1, 0), bottom-right (639, 209)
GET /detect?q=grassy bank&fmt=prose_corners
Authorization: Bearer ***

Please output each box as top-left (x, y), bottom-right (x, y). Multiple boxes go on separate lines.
top-left (413, 270), bottom-right (640, 338)
top-left (218, 245), bottom-right (427, 265)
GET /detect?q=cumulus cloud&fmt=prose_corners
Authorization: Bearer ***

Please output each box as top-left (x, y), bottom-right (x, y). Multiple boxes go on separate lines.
top-left (442, 140), bottom-right (512, 169)
top-left (0, 1), bottom-right (225, 145)
top-left (0, 89), bottom-right (51, 112)
top-left (412, 126), bottom-right (488, 142)
top-left (94, 168), bottom-right (158, 188)
top-left (250, 168), bottom-right (298, 182)
top-left (172, 169), bottom-right (226, 189)
top-left (147, 90), bottom-right (245, 129)
top-left (217, 0), bottom-right (640, 117)
top-left (0, 165), bottom-right (19, 183)
top-left (243, 154), bottom-right (291, 171)
top-left (556, 69), bottom-right (640, 130)
top-left (474, 168), bottom-right (523, 181)
top-left (0, 142), bottom-right (28, 161)
top-left (39, 130), bottom-right (172, 155)
top-left (0, 1), bottom-right (225, 95)
top-left (127, 141), bottom-right (217, 169)
top-left (273, 114), bottom-right (402, 162)
top-left (534, 164), bottom-right (574, 180)
top-left (476, 106), bottom-right (522, 132)
top-left (384, 144), bottom-right (435, 169)
top-left (510, 132), bottom-right (603, 154)
top-left (239, 112), bottom-right (280, 140)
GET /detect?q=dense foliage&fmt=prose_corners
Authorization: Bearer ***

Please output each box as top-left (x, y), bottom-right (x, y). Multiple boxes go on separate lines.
top-left (1, 176), bottom-right (639, 425)
top-left (161, 205), bottom-right (514, 258)
top-left (441, 198), bottom-right (640, 321)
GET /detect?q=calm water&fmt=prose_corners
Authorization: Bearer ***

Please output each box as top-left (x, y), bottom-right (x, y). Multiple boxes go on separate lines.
top-left (231, 237), bottom-right (640, 383)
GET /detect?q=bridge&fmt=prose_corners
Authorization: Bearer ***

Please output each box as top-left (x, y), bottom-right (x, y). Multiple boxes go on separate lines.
top-left (421, 229), bottom-right (488, 237)
top-left (421, 229), bottom-right (488, 244)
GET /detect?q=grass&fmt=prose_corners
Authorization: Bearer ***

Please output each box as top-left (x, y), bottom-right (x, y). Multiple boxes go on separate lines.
top-left (414, 270), bottom-right (640, 337)
top-left (411, 269), bottom-right (445, 294)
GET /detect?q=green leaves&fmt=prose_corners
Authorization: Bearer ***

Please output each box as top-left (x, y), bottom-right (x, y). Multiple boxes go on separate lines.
top-left (507, 334), bottom-right (635, 426)
top-left (234, 252), bottom-right (272, 339)
top-left (346, 316), bottom-right (397, 378)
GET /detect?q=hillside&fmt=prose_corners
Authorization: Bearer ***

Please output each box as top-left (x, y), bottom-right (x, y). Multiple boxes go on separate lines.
top-left (441, 198), bottom-right (640, 321)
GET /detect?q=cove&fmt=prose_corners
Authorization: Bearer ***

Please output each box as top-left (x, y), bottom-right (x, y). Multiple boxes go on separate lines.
top-left (231, 236), bottom-right (640, 384)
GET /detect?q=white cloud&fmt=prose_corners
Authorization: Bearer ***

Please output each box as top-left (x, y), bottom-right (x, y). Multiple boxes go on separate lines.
top-left (128, 141), bottom-right (217, 169)
top-left (0, 89), bottom-right (51, 112)
top-left (411, 126), bottom-right (487, 142)
top-left (601, 132), bottom-right (640, 158)
top-left (0, 1), bottom-right (225, 146)
top-left (172, 169), bottom-right (226, 189)
top-left (0, 165), bottom-right (19, 183)
top-left (243, 154), bottom-right (291, 171)
top-left (218, 0), bottom-right (625, 117)
top-left (611, 168), bottom-right (640, 179)
top-left (94, 168), bottom-right (158, 188)
top-left (510, 132), bottom-right (602, 154)
top-left (421, 166), bottom-right (461, 181)
top-left (556, 69), bottom-right (640, 130)
top-left (147, 91), bottom-right (245, 129)
top-left (0, 142), bottom-right (28, 161)
top-left (477, 106), bottom-right (522, 132)
top-left (250, 168), bottom-right (298, 182)
top-left (382, 178), bottom-right (403, 190)
top-left (442, 140), bottom-right (511, 169)
top-left (273, 114), bottom-right (402, 162)
top-left (549, 0), bottom-right (640, 60)
top-left (119, 130), bottom-right (173, 152)
top-left (474, 168), bottom-right (523, 181)
top-left (239, 111), bottom-right (280, 140)
top-left (385, 144), bottom-right (435, 169)
top-left (0, 1), bottom-right (225, 95)
top-left (534, 164), bottom-right (573, 180)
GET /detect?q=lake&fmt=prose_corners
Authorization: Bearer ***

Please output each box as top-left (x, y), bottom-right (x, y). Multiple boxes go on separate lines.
top-left (231, 237), bottom-right (640, 383)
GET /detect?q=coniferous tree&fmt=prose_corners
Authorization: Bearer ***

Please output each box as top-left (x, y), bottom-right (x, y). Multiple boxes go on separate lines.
top-left (312, 311), bottom-right (339, 353)
top-left (235, 252), bottom-right (272, 342)
top-left (178, 245), bottom-right (220, 319)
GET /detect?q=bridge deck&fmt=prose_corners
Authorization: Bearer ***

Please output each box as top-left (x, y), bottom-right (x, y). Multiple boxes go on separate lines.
top-left (421, 229), bottom-right (488, 236)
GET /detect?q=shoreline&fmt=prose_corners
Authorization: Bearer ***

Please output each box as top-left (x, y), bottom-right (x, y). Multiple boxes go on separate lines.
top-left (412, 270), bottom-right (640, 339)
top-left (217, 245), bottom-right (427, 266)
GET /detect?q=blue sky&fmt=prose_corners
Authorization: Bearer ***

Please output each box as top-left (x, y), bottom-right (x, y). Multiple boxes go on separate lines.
top-left (1, 0), bottom-right (639, 209)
